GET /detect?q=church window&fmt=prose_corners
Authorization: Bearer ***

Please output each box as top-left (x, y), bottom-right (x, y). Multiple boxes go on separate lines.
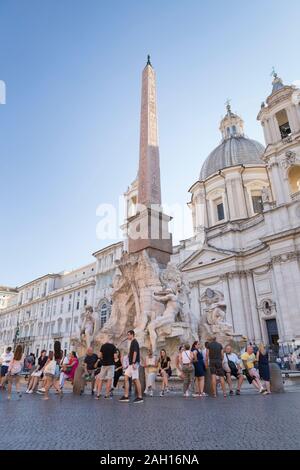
top-left (99, 301), bottom-right (111, 328)
top-left (232, 125), bottom-right (237, 135)
top-left (215, 198), bottom-right (225, 221)
top-left (251, 191), bottom-right (263, 213)
top-left (276, 109), bottom-right (291, 139)
top-left (288, 165), bottom-right (300, 194)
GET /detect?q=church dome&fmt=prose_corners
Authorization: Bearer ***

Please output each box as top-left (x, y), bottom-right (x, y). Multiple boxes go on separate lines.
top-left (200, 104), bottom-right (265, 180)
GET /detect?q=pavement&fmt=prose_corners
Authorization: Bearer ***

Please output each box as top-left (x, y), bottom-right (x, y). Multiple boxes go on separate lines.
top-left (0, 384), bottom-right (300, 450)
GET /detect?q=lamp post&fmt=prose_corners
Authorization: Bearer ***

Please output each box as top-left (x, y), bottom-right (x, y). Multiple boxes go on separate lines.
top-left (13, 321), bottom-right (20, 350)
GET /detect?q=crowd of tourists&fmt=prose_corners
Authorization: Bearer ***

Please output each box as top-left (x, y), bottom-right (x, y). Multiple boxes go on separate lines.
top-left (0, 330), bottom-right (280, 401)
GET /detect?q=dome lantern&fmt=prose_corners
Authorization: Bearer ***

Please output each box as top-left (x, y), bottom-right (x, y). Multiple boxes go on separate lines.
top-left (219, 100), bottom-right (245, 140)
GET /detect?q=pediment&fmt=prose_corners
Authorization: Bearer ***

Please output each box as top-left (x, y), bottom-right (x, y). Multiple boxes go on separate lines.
top-left (180, 245), bottom-right (233, 271)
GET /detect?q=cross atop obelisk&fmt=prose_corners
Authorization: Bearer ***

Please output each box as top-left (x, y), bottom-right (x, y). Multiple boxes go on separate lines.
top-left (138, 55), bottom-right (162, 207)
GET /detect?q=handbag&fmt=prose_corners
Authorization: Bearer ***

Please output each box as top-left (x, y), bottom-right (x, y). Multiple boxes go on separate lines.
top-left (226, 354), bottom-right (238, 375)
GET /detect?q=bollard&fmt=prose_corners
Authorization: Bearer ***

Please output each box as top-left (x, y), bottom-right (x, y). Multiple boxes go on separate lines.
top-left (139, 365), bottom-right (146, 396)
top-left (73, 364), bottom-right (85, 395)
top-left (269, 362), bottom-right (285, 393)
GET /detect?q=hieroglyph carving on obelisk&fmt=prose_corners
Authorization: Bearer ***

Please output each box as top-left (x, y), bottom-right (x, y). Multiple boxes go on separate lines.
top-left (138, 57), bottom-right (162, 207)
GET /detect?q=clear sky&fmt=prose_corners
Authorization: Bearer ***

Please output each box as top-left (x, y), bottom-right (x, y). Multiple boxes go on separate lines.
top-left (1, 0), bottom-right (300, 287)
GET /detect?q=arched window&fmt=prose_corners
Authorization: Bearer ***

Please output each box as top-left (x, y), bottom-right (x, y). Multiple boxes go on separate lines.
top-left (276, 109), bottom-right (291, 139)
top-left (99, 300), bottom-right (111, 328)
top-left (288, 165), bottom-right (300, 195)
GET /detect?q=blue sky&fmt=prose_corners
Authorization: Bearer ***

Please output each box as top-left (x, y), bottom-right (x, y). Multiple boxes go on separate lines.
top-left (0, 0), bottom-right (300, 287)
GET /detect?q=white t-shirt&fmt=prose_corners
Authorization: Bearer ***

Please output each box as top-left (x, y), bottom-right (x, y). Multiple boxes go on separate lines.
top-left (181, 350), bottom-right (193, 365)
top-left (223, 352), bottom-right (240, 366)
top-left (8, 358), bottom-right (23, 375)
top-left (1, 351), bottom-right (13, 367)
top-left (44, 359), bottom-right (56, 375)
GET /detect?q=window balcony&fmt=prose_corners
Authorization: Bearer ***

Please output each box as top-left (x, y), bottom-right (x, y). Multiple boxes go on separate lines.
top-left (51, 331), bottom-right (64, 339)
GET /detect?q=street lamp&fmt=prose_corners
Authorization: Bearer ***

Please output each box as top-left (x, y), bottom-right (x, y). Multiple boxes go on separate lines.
top-left (13, 321), bottom-right (20, 349)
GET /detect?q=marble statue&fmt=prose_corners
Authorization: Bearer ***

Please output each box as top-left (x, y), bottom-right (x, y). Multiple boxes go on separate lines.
top-left (262, 186), bottom-right (272, 204)
top-left (200, 288), bottom-right (235, 343)
top-left (79, 306), bottom-right (97, 349)
top-left (147, 288), bottom-right (180, 353)
top-left (147, 262), bottom-right (197, 353)
top-left (95, 250), bottom-right (162, 347)
top-left (95, 252), bottom-right (196, 358)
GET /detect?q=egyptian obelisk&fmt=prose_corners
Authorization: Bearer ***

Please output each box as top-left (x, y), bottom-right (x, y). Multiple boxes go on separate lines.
top-left (128, 56), bottom-right (172, 265)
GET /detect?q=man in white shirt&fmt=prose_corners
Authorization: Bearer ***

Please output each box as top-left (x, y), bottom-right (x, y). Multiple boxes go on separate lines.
top-left (0, 347), bottom-right (13, 388)
top-left (223, 345), bottom-right (244, 395)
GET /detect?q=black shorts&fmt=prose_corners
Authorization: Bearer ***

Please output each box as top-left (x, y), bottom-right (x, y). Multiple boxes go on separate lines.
top-left (228, 369), bottom-right (241, 379)
top-left (209, 361), bottom-right (225, 377)
top-left (1, 365), bottom-right (8, 377)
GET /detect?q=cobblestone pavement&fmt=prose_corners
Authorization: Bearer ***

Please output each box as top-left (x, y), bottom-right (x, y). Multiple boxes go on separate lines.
top-left (0, 387), bottom-right (300, 450)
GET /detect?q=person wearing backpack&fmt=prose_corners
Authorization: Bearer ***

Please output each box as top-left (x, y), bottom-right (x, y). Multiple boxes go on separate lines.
top-left (223, 344), bottom-right (244, 395)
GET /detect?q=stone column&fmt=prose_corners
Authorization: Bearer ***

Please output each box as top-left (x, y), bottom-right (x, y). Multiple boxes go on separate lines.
top-left (246, 272), bottom-right (263, 342)
top-left (190, 283), bottom-right (201, 337)
top-left (221, 274), bottom-right (234, 329)
top-left (270, 116), bottom-right (281, 142)
top-left (270, 260), bottom-right (288, 341)
top-left (262, 120), bottom-right (271, 145)
top-left (268, 161), bottom-right (287, 205)
top-left (240, 272), bottom-right (255, 341)
top-left (227, 273), bottom-right (247, 336)
top-left (287, 106), bottom-right (299, 134)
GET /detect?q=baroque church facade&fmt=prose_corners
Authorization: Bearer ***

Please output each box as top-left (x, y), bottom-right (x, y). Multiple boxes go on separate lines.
top-left (1, 65), bottom-right (300, 355)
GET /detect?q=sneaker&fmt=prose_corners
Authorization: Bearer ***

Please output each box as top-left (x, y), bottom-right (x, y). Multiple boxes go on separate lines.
top-left (236, 390), bottom-right (241, 395)
top-left (192, 393), bottom-right (200, 397)
top-left (38, 387), bottom-right (46, 393)
top-left (184, 391), bottom-right (190, 397)
top-left (259, 387), bottom-right (265, 394)
top-left (159, 390), bottom-right (165, 397)
top-left (28, 390), bottom-right (33, 394)
top-left (133, 397), bottom-right (144, 404)
top-left (201, 392), bottom-right (208, 397)
top-left (165, 388), bottom-right (170, 394)
top-left (95, 395), bottom-right (101, 400)
top-left (25, 389), bottom-right (30, 394)
top-left (149, 390), bottom-right (153, 397)
top-left (104, 395), bottom-right (112, 399)
top-left (229, 390), bottom-right (234, 396)
top-left (119, 396), bottom-right (130, 402)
